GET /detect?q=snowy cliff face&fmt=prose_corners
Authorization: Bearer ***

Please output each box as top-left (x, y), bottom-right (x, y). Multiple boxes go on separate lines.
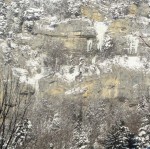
top-left (0, 0), bottom-right (150, 100)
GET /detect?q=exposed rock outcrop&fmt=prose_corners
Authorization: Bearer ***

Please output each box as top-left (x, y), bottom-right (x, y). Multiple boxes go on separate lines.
top-left (0, 0), bottom-right (150, 104)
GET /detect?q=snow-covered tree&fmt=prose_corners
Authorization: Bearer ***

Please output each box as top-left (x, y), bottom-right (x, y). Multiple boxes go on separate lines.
top-left (105, 121), bottom-right (138, 149)
top-left (102, 35), bottom-right (114, 58)
top-left (127, 133), bottom-right (139, 149)
top-left (109, 3), bottom-right (128, 19)
top-left (50, 112), bottom-right (61, 131)
top-left (138, 115), bottom-right (150, 149)
top-left (70, 100), bottom-right (90, 149)
top-left (67, 0), bottom-right (82, 17)
top-left (71, 126), bottom-right (90, 149)
top-left (12, 119), bottom-right (32, 148)
top-left (0, 1), bottom-right (7, 37)
top-left (85, 100), bottom-right (107, 141)
top-left (137, 96), bottom-right (150, 115)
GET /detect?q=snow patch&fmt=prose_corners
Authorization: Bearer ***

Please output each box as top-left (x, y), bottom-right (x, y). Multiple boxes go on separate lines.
top-left (65, 87), bottom-right (87, 95)
top-left (56, 66), bottom-right (80, 82)
top-left (12, 68), bottom-right (28, 83)
top-left (98, 59), bottom-right (112, 73)
top-left (12, 54), bottom-right (50, 91)
top-left (12, 67), bottom-right (47, 91)
top-left (138, 17), bottom-right (150, 26)
top-left (114, 56), bottom-right (144, 70)
top-left (92, 56), bottom-right (97, 65)
top-left (98, 56), bottom-right (149, 72)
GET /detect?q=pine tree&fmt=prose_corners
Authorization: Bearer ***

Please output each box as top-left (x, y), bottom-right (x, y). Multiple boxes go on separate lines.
top-left (70, 101), bottom-right (90, 149)
top-left (105, 121), bottom-right (129, 149)
top-left (71, 126), bottom-right (89, 149)
top-left (105, 121), bottom-right (139, 149)
top-left (127, 133), bottom-right (139, 149)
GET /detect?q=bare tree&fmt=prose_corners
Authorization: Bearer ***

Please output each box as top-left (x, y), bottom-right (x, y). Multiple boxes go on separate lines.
top-left (0, 67), bottom-right (33, 149)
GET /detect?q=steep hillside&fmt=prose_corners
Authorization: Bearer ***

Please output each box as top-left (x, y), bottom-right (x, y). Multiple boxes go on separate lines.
top-left (0, 0), bottom-right (150, 148)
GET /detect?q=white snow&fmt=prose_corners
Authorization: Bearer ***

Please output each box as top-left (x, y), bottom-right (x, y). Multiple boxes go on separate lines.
top-left (56, 66), bottom-right (80, 82)
top-left (98, 56), bottom-right (149, 71)
top-left (94, 22), bottom-right (108, 51)
top-left (138, 17), bottom-right (150, 26)
top-left (12, 67), bottom-right (46, 91)
top-left (55, 55), bottom-right (150, 83)
top-left (17, 33), bottom-right (32, 40)
top-left (12, 68), bottom-right (28, 83)
top-left (27, 8), bottom-right (43, 13)
top-left (114, 56), bottom-right (143, 69)
top-left (49, 0), bottom-right (61, 2)
top-left (92, 56), bottom-right (97, 65)
top-left (27, 71), bottom-right (45, 91)
top-left (12, 68), bottom-right (48, 91)
top-left (12, 55), bottom-right (150, 85)
top-left (126, 35), bottom-right (139, 54)
top-left (98, 59), bottom-right (112, 73)
top-left (12, 54), bottom-right (50, 91)
top-left (65, 86), bottom-right (87, 95)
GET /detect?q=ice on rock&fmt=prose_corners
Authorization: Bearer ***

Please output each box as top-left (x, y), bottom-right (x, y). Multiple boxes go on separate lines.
top-left (87, 39), bottom-right (93, 52)
top-left (92, 56), bottom-right (97, 65)
top-left (94, 22), bottom-right (108, 51)
top-left (126, 34), bottom-right (139, 54)
top-left (12, 54), bottom-right (50, 92)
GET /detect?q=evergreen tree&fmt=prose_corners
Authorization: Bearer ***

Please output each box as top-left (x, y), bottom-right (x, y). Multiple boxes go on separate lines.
top-left (127, 133), bottom-right (139, 149)
top-left (70, 101), bottom-right (90, 149)
top-left (105, 121), bottom-right (129, 149)
top-left (105, 121), bottom-right (139, 149)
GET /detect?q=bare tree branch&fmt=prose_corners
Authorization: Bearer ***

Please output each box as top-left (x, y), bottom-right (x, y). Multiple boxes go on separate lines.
top-left (139, 36), bottom-right (150, 48)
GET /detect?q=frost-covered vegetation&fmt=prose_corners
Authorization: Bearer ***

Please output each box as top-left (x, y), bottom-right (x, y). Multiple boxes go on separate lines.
top-left (0, 69), bottom-right (32, 149)
top-left (22, 95), bottom-right (150, 149)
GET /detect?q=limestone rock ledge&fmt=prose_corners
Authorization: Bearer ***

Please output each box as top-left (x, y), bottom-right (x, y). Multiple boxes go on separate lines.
top-left (1, 2), bottom-right (150, 105)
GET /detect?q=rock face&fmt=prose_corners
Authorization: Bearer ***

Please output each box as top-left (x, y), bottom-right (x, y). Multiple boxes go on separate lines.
top-left (0, 0), bottom-right (150, 104)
